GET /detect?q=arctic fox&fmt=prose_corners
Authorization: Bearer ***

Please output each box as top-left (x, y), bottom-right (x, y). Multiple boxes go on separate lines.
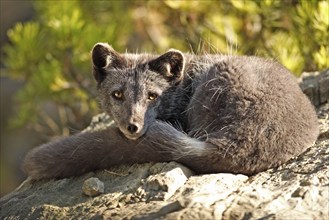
top-left (23, 43), bottom-right (319, 179)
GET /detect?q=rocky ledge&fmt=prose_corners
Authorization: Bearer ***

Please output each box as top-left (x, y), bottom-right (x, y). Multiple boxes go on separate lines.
top-left (1, 71), bottom-right (328, 220)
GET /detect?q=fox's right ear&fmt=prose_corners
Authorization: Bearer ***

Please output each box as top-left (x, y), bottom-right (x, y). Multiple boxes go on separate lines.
top-left (91, 43), bottom-right (124, 83)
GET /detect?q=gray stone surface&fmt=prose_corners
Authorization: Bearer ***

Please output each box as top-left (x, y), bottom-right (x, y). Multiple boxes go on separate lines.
top-left (1, 73), bottom-right (328, 219)
top-left (299, 68), bottom-right (329, 106)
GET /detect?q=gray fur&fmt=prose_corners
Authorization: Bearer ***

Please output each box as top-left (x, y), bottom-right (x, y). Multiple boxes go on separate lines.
top-left (23, 43), bottom-right (319, 179)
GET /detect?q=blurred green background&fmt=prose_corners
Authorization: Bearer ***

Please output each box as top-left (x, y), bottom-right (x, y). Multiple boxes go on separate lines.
top-left (1, 0), bottom-right (328, 196)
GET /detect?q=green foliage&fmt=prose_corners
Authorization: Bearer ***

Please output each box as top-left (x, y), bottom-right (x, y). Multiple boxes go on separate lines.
top-left (2, 0), bottom-right (328, 136)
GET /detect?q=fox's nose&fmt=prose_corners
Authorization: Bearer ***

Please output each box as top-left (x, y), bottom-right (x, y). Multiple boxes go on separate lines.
top-left (127, 123), bottom-right (139, 134)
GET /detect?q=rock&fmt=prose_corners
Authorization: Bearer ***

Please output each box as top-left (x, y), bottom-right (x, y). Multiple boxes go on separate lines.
top-left (137, 162), bottom-right (193, 201)
top-left (299, 68), bottom-right (329, 106)
top-left (83, 113), bottom-right (114, 132)
top-left (82, 177), bottom-right (105, 197)
top-left (1, 75), bottom-right (328, 219)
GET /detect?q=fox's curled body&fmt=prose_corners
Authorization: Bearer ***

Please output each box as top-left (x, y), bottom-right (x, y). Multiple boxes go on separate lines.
top-left (24, 43), bottom-right (319, 179)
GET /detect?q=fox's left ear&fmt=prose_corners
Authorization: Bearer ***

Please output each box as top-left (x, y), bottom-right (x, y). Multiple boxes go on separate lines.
top-left (149, 49), bottom-right (185, 84)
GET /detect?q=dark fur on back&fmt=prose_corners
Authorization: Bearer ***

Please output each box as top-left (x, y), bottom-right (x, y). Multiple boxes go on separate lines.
top-left (23, 43), bottom-right (319, 179)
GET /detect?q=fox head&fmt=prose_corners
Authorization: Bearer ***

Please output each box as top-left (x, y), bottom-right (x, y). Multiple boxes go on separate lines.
top-left (91, 43), bottom-right (185, 140)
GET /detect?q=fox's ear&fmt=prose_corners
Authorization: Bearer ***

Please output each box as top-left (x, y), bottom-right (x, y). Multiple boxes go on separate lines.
top-left (91, 43), bottom-right (124, 83)
top-left (149, 49), bottom-right (185, 84)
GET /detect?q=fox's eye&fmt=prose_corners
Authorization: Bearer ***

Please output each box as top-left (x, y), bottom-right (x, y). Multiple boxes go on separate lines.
top-left (112, 90), bottom-right (123, 100)
top-left (148, 93), bottom-right (158, 101)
